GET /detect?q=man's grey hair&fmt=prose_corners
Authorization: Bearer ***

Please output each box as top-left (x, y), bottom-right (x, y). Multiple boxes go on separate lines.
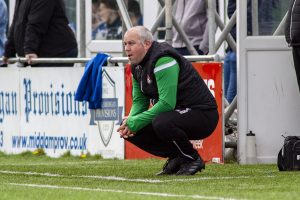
top-left (132, 26), bottom-right (154, 43)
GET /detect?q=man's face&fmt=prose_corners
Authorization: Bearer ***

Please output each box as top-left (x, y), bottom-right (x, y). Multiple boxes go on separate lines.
top-left (123, 30), bottom-right (151, 65)
top-left (99, 3), bottom-right (115, 24)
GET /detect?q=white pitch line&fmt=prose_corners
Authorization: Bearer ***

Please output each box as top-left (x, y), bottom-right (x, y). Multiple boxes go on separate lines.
top-left (0, 160), bottom-right (106, 166)
top-left (8, 183), bottom-right (238, 200)
top-left (165, 176), bottom-right (253, 182)
top-left (76, 174), bottom-right (163, 183)
top-left (0, 170), bottom-right (274, 183)
top-left (0, 170), bottom-right (61, 177)
top-left (0, 170), bottom-right (161, 183)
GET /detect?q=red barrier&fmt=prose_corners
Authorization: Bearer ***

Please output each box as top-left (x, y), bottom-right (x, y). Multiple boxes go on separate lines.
top-left (124, 62), bottom-right (223, 163)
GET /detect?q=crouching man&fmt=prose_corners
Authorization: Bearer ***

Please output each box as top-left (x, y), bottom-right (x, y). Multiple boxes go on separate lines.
top-left (118, 26), bottom-right (218, 175)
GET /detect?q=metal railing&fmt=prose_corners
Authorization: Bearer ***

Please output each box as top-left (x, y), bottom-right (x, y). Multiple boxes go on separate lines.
top-left (3, 54), bottom-right (220, 65)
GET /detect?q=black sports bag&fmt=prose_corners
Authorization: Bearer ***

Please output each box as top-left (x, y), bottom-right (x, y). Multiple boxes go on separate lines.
top-left (277, 136), bottom-right (300, 171)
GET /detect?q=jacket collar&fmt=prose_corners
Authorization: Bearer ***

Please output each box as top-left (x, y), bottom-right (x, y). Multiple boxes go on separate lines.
top-left (137, 41), bottom-right (157, 67)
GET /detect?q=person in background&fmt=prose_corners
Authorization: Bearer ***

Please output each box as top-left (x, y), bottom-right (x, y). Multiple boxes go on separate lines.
top-left (223, 0), bottom-right (237, 103)
top-left (224, 0), bottom-right (252, 103)
top-left (285, 0), bottom-right (300, 92)
top-left (118, 26), bottom-right (218, 176)
top-left (92, 0), bottom-right (102, 34)
top-left (258, 0), bottom-right (279, 35)
top-left (128, 0), bottom-right (143, 26)
top-left (0, 0), bottom-right (8, 65)
top-left (3, 0), bottom-right (78, 67)
top-left (172, 0), bottom-right (208, 55)
top-left (93, 0), bottom-right (122, 40)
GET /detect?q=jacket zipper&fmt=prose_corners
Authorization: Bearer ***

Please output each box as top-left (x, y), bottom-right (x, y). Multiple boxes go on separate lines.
top-left (140, 80), bottom-right (143, 93)
top-left (140, 69), bottom-right (144, 93)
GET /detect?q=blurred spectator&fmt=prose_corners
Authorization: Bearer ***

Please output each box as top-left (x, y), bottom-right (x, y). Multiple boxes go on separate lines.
top-left (92, 0), bottom-right (102, 33)
top-left (224, 0), bottom-right (237, 104)
top-left (128, 0), bottom-right (143, 26)
top-left (258, 0), bottom-right (279, 35)
top-left (172, 0), bottom-right (208, 55)
top-left (3, 0), bottom-right (78, 67)
top-left (224, 0), bottom-right (252, 103)
top-left (0, 0), bottom-right (8, 64)
top-left (93, 0), bottom-right (122, 40)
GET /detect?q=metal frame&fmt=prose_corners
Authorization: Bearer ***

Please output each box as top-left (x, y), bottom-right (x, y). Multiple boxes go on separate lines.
top-left (5, 55), bottom-right (219, 65)
top-left (4, 0), bottom-right (290, 156)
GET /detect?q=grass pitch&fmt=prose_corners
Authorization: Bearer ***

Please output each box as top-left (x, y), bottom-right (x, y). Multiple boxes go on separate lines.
top-left (0, 152), bottom-right (299, 200)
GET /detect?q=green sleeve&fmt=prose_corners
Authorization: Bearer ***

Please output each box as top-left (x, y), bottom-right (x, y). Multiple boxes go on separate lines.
top-left (128, 76), bottom-right (149, 117)
top-left (126, 57), bottom-right (179, 132)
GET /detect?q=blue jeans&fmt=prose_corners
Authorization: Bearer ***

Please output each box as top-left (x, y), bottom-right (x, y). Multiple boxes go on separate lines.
top-left (224, 50), bottom-right (237, 103)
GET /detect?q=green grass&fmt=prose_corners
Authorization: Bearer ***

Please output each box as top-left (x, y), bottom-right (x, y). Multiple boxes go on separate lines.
top-left (0, 152), bottom-right (299, 200)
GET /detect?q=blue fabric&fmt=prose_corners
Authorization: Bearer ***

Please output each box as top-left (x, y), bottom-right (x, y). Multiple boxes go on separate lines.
top-left (0, 0), bottom-right (8, 57)
top-left (75, 53), bottom-right (109, 109)
top-left (224, 50), bottom-right (237, 103)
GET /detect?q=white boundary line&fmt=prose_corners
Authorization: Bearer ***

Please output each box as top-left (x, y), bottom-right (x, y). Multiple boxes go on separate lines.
top-left (0, 160), bottom-right (106, 166)
top-left (0, 170), bottom-right (274, 183)
top-left (8, 183), bottom-right (239, 200)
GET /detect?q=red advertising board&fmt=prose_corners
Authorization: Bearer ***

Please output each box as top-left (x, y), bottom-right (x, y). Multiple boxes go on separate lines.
top-left (124, 62), bottom-right (223, 163)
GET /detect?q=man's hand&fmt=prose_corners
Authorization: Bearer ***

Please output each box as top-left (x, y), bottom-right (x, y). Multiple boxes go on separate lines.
top-left (117, 117), bottom-right (135, 138)
top-left (25, 53), bottom-right (38, 65)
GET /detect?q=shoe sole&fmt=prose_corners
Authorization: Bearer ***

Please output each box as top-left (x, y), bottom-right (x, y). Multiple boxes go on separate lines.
top-left (176, 162), bottom-right (205, 175)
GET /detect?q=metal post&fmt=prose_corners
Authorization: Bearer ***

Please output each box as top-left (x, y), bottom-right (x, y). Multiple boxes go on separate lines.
top-left (224, 96), bottom-right (237, 123)
top-left (164, 0), bottom-right (173, 45)
top-left (273, 12), bottom-right (287, 36)
top-left (207, 0), bottom-right (216, 54)
top-left (150, 7), bottom-right (165, 35)
top-left (116, 0), bottom-right (132, 30)
top-left (79, 0), bottom-right (86, 63)
top-left (215, 11), bottom-right (237, 53)
top-left (252, 0), bottom-right (259, 35)
top-left (117, 0), bottom-right (131, 57)
top-left (5, 55), bottom-right (218, 64)
top-left (215, 11), bottom-right (236, 52)
top-left (157, 0), bottom-right (198, 55)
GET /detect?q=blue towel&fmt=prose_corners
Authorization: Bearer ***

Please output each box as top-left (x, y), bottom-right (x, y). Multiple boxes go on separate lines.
top-left (75, 53), bottom-right (109, 109)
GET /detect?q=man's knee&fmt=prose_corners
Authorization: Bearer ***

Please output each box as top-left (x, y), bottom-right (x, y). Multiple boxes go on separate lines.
top-left (152, 114), bottom-right (172, 136)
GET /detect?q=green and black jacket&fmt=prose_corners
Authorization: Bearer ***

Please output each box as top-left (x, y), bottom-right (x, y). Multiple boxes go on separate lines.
top-left (127, 41), bottom-right (217, 132)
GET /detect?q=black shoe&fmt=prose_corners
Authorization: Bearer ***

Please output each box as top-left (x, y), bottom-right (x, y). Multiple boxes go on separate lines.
top-left (156, 157), bottom-right (185, 176)
top-left (176, 156), bottom-right (205, 175)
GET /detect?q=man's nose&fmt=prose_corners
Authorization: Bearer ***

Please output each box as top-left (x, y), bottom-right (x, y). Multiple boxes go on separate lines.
top-left (125, 45), bottom-right (130, 51)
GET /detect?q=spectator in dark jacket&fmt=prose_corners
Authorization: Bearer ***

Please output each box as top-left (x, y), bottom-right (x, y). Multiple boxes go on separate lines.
top-left (3, 0), bottom-right (78, 66)
top-left (285, 0), bottom-right (300, 92)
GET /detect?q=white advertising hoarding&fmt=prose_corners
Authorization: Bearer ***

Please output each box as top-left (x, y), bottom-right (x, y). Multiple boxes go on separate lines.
top-left (0, 66), bottom-right (21, 154)
top-left (88, 68), bottom-right (125, 159)
top-left (0, 66), bottom-right (124, 159)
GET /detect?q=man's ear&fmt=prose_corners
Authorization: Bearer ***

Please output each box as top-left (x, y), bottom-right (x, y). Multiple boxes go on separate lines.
top-left (144, 40), bottom-right (152, 50)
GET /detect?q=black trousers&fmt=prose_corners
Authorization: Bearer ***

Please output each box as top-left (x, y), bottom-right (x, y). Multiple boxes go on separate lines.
top-left (292, 46), bottom-right (300, 93)
top-left (126, 108), bottom-right (219, 160)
